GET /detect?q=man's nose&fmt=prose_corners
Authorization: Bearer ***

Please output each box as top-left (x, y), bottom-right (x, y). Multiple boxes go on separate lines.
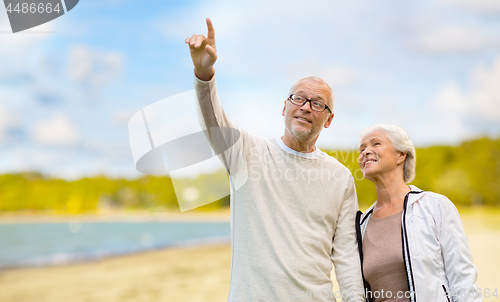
top-left (300, 100), bottom-right (312, 112)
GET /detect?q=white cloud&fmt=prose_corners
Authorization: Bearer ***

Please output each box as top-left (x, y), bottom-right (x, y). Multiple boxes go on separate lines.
top-left (469, 56), bottom-right (500, 120)
top-left (319, 66), bottom-right (358, 89)
top-left (0, 105), bottom-right (15, 141)
top-left (429, 54), bottom-right (500, 141)
top-left (409, 26), bottom-right (495, 54)
top-left (441, 0), bottom-right (500, 14)
top-left (113, 110), bottom-right (136, 124)
top-left (0, 9), bottom-right (54, 81)
top-left (68, 45), bottom-right (124, 93)
top-left (433, 83), bottom-right (468, 115)
top-left (32, 115), bottom-right (79, 145)
top-left (428, 83), bottom-right (473, 142)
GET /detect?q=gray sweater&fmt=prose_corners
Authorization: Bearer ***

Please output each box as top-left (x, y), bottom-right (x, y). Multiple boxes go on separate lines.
top-left (195, 75), bottom-right (364, 302)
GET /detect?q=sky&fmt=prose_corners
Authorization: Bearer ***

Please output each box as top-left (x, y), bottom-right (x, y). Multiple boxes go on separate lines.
top-left (0, 0), bottom-right (499, 179)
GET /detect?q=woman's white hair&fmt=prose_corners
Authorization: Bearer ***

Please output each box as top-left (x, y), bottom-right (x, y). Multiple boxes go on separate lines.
top-left (358, 124), bottom-right (416, 183)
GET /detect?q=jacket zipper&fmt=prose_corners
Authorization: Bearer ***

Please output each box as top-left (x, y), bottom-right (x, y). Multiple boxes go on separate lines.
top-left (402, 192), bottom-right (417, 302)
top-left (442, 285), bottom-right (451, 302)
top-left (357, 207), bottom-right (374, 302)
top-left (356, 210), bottom-right (370, 302)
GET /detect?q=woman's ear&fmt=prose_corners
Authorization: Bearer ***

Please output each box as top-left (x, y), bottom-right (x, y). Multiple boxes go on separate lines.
top-left (397, 152), bottom-right (407, 165)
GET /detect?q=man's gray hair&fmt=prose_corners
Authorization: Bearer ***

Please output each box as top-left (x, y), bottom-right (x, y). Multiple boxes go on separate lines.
top-left (289, 77), bottom-right (335, 112)
top-left (358, 124), bottom-right (416, 183)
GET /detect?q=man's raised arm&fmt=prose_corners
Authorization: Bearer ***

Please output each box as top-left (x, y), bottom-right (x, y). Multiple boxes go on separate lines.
top-left (185, 18), bottom-right (248, 174)
top-left (185, 18), bottom-right (217, 81)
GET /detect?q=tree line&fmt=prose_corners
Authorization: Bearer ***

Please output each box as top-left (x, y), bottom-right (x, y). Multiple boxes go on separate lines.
top-left (0, 137), bottom-right (498, 213)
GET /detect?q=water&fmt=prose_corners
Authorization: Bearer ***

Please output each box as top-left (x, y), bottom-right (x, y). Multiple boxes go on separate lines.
top-left (0, 221), bottom-right (230, 269)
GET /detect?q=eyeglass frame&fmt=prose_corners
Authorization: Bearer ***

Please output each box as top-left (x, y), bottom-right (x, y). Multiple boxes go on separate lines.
top-left (287, 94), bottom-right (332, 113)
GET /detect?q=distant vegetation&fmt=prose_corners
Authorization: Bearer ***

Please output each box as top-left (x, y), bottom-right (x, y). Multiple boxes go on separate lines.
top-left (0, 137), bottom-right (498, 213)
top-left (330, 137), bottom-right (500, 207)
top-left (0, 173), bottom-right (229, 213)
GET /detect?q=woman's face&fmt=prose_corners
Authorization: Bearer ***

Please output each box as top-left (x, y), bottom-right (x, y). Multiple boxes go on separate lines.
top-left (358, 130), bottom-right (405, 181)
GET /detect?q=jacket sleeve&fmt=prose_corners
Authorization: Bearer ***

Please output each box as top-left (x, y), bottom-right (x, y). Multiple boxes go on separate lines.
top-left (331, 175), bottom-right (365, 302)
top-left (435, 196), bottom-right (482, 302)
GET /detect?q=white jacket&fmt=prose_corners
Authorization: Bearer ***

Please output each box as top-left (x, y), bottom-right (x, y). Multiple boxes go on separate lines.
top-left (355, 186), bottom-right (482, 302)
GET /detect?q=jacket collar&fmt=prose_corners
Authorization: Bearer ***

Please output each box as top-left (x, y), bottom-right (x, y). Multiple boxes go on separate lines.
top-left (407, 185), bottom-right (425, 206)
top-left (359, 185), bottom-right (425, 223)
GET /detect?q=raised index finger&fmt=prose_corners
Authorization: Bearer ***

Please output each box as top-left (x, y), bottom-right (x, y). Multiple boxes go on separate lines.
top-left (206, 18), bottom-right (215, 40)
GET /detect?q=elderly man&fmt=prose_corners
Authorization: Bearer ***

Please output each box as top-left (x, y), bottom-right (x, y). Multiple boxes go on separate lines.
top-left (185, 18), bottom-right (364, 302)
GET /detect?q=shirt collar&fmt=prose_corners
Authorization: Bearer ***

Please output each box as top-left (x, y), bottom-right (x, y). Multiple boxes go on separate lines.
top-left (275, 137), bottom-right (326, 159)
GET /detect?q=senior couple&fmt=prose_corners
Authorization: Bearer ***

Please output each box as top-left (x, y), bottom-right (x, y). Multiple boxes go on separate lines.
top-left (185, 19), bottom-right (481, 302)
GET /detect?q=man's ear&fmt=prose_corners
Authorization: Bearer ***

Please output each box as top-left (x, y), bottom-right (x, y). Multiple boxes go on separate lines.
top-left (282, 101), bottom-right (287, 116)
top-left (323, 113), bottom-right (334, 128)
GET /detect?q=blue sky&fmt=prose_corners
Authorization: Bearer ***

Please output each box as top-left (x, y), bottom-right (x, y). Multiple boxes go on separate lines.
top-left (0, 0), bottom-right (499, 179)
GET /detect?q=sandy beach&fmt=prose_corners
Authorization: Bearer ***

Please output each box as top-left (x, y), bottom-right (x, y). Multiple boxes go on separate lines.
top-left (0, 243), bottom-right (233, 302)
top-left (1, 208), bottom-right (499, 302)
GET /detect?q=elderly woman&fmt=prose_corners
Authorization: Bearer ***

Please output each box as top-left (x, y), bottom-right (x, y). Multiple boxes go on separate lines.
top-left (355, 124), bottom-right (481, 302)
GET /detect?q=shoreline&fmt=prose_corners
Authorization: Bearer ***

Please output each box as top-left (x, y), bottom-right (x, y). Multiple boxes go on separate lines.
top-left (0, 238), bottom-right (232, 272)
top-left (0, 208), bottom-right (230, 224)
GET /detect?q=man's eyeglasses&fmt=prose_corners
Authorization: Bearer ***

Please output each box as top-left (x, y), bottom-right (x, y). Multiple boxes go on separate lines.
top-left (287, 94), bottom-right (332, 113)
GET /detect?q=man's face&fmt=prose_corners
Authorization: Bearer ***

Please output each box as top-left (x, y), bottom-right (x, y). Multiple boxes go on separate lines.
top-left (282, 80), bottom-right (334, 142)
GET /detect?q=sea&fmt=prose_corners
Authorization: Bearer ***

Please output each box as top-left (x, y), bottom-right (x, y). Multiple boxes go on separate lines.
top-left (0, 221), bottom-right (230, 269)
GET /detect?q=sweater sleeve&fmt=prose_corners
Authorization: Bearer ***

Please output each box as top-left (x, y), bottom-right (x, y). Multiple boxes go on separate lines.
top-left (194, 74), bottom-right (251, 186)
top-left (330, 175), bottom-right (365, 302)
top-left (194, 75), bottom-right (240, 133)
top-left (435, 196), bottom-right (482, 302)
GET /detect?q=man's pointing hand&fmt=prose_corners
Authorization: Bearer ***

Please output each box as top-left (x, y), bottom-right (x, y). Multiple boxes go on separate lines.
top-left (185, 18), bottom-right (217, 81)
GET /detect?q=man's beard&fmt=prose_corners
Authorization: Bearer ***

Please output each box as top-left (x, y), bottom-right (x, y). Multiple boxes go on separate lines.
top-left (287, 120), bottom-right (316, 141)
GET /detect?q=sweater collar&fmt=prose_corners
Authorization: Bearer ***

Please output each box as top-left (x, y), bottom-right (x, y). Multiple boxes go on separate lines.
top-left (275, 137), bottom-right (325, 159)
